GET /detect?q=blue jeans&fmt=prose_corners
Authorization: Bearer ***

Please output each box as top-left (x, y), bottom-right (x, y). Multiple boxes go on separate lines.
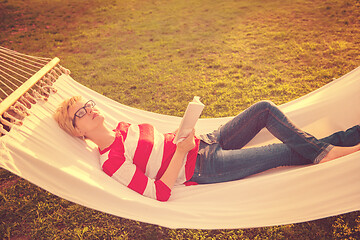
top-left (190, 101), bottom-right (360, 184)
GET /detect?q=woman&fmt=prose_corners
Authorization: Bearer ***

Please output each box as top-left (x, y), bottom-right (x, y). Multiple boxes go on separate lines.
top-left (54, 96), bottom-right (360, 201)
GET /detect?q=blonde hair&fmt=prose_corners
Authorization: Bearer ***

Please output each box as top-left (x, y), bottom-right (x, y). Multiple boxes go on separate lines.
top-left (53, 96), bottom-right (83, 138)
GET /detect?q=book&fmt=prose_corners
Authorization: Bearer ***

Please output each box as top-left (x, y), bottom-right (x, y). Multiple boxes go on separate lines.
top-left (173, 96), bottom-right (205, 144)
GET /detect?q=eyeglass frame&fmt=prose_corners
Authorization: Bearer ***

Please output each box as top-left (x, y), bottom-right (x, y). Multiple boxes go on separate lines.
top-left (72, 100), bottom-right (96, 127)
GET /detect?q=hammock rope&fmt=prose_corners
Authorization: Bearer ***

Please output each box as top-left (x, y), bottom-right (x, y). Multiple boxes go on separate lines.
top-left (0, 46), bottom-right (68, 136)
top-left (0, 46), bottom-right (51, 62)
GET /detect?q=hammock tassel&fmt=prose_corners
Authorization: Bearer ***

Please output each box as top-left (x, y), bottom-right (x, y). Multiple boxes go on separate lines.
top-left (37, 85), bottom-right (50, 98)
top-left (59, 66), bottom-right (71, 75)
top-left (31, 89), bottom-right (47, 102)
top-left (3, 111), bottom-right (22, 126)
top-left (46, 72), bottom-right (58, 83)
top-left (10, 105), bottom-right (28, 118)
top-left (0, 123), bottom-right (7, 135)
top-left (19, 95), bottom-right (33, 109)
top-left (38, 79), bottom-right (57, 95)
top-left (0, 115), bottom-right (15, 129)
top-left (50, 69), bottom-right (60, 79)
top-left (13, 101), bottom-right (30, 116)
top-left (42, 75), bottom-right (53, 85)
top-left (44, 85), bottom-right (57, 94)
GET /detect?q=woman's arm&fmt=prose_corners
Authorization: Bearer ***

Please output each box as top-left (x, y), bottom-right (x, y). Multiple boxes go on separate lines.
top-left (159, 129), bottom-right (196, 190)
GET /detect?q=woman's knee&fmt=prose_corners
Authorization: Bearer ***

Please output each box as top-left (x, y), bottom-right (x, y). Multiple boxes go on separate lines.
top-left (253, 100), bottom-right (276, 110)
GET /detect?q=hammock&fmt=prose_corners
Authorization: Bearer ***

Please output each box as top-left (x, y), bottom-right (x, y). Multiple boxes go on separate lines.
top-left (0, 47), bottom-right (359, 229)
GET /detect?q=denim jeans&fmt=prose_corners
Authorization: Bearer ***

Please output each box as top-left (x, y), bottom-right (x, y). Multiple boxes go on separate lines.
top-left (190, 101), bottom-right (360, 184)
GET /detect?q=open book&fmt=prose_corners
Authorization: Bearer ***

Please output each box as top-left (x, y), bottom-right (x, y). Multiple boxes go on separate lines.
top-left (173, 96), bottom-right (205, 144)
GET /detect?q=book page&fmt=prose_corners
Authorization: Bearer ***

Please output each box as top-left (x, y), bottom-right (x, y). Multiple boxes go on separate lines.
top-left (173, 96), bottom-right (205, 144)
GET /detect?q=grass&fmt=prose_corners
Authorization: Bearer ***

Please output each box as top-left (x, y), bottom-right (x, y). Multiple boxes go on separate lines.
top-left (1, 0), bottom-right (360, 238)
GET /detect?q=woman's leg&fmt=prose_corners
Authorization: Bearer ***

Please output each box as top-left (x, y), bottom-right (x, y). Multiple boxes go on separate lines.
top-left (192, 125), bottom-right (360, 184)
top-left (320, 125), bottom-right (360, 146)
top-left (191, 142), bottom-right (311, 184)
top-left (217, 100), bottom-right (331, 163)
top-left (317, 125), bottom-right (360, 162)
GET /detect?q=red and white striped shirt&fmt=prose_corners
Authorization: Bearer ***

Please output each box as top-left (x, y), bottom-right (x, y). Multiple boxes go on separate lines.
top-left (99, 122), bottom-right (200, 201)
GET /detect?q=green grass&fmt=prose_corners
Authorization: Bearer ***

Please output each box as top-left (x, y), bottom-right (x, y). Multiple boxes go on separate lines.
top-left (1, 0), bottom-right (360, 238)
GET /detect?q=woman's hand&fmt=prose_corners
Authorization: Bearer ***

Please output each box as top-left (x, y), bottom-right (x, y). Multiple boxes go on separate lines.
top-left (160, 129), bottom-right (196, 190)
top-left (176, 129), bottom-right (196, 154)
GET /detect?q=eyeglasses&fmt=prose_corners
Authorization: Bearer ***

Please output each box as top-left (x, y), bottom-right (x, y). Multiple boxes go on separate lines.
top-left (72, 100), bottom-right (96, 127)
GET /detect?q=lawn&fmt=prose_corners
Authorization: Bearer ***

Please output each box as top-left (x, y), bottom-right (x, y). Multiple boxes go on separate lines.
top-left (0, 0), bottom-right (360, 239)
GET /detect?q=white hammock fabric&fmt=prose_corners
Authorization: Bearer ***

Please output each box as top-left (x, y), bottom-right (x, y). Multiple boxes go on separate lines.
top-left (1, 68), bottom-right (360, 229)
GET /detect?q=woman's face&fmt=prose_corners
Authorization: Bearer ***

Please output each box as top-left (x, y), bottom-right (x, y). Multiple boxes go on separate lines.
top-left (67, 99), bottom-right (105, 137)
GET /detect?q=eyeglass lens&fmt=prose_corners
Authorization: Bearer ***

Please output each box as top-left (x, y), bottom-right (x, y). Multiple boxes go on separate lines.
top-left (76, 101), bottom-right (95, 118)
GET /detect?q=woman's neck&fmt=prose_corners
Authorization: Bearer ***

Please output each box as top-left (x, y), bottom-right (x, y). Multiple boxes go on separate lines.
top-left (86, 125), bottom-right (116, 151)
